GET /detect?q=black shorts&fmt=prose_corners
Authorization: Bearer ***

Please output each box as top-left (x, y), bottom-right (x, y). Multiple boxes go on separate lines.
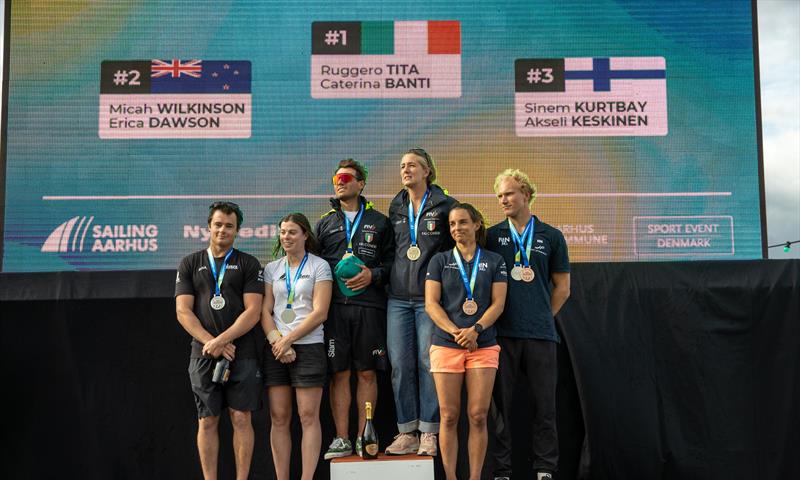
top-left (325, 303), bottom-right (388, 373)
top-left (263, 343), bottom-right (327, 388)
top-left (188, 357), bottom-right (263, 419)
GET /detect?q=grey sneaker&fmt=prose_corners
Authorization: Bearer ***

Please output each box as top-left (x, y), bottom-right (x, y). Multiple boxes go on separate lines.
top-left (384, 432), bottom-right (419, 455)
top-left (355, 436), bottom-right (363, 457)
top-left (493, 477), bottom-right (510, 480)
top-left (537, 472), bottom-right (553, 480)
top-left (417, 432), bottom-right (438, 456)
top-left (324, 437), bottom-right (352, 460)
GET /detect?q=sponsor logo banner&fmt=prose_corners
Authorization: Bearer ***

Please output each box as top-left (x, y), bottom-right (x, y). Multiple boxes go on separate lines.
top-left (311, 21), bottom-right (461, 98)
top-left (183, 224), bottom-right (277, 241)
top-left (633, 216), bottom-right (734, 257)
top-left (515, 57), bottom-right (667, 136)
top-left (99, 59), bottom-right (251, 138)
top-left (42, 216), bottom-right (159, 253)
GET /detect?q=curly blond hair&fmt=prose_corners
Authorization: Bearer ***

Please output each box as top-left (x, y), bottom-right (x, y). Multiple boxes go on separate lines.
top-left (493, 169), bottom-right (537, 206)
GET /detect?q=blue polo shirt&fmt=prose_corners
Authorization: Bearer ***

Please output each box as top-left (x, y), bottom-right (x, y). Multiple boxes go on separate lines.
top-left (486, 216), bottom-right (570, 342)
top-left (426, 248), bottom-right (507, 349)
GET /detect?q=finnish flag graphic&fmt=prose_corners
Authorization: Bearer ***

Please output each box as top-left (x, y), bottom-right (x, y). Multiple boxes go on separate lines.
top-left (514, 56), bottom-right (668, 137)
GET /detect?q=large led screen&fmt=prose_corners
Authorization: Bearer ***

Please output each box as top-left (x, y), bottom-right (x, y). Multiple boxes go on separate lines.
top-left (1, 0), bottom-right (764, 271)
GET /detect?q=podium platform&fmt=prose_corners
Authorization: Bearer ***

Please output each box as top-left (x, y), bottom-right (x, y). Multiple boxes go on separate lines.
top-left (330, 454), bottom-right (434, 479)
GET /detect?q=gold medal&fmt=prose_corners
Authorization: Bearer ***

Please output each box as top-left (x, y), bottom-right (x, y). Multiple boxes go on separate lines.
top-left (462, 299), bottom-right (478, 316)
top-left (342, 251), bottom-right (354, 259)
top-left (406, 245), bottom-right (421, 261)
top-left (521, 267), bottom-right (535, 282)
top-left (510, 266), bottom-right (523, 281)
top-left (281, 309), bottom-right (297, 323)
top-left (210, 295), bottom-right (225, 310)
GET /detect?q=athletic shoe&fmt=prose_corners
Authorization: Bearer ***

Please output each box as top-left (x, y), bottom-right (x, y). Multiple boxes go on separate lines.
top-left (355, 436), bottom-right (363, 457)
top-left (493, 477), bottom-right (510, 480)
top-left (384, 432), bottom-right (419, 455)
top-left (537, 472), bottom-right (553, 480)
top-left (417, 432), bottom-right (438, 456)
top-left (324, 437), bottom-right (352, 460)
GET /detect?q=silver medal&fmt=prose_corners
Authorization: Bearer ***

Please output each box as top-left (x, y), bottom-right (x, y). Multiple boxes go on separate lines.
top-left (281, 308), bottom-right (297, 323)
top-left (210, 295), bottom-right (226, 310)
top-left (510, 266), bottom-right (523, 281)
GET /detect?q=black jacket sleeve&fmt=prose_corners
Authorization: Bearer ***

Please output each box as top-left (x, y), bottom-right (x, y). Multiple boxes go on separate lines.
top-left (370, 216), bottom-right (395, 286)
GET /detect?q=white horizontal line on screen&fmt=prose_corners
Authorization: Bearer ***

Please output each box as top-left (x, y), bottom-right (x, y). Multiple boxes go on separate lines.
top-left (42, 192), bottom-right (732, 201)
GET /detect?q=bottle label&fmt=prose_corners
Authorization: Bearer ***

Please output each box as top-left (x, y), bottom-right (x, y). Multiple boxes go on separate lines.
top-left (365, 444), bottom-right (378, 456)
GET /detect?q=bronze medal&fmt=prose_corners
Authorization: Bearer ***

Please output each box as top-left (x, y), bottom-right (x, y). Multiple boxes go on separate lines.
top-left (521, 267), bottom-right (535, 282)
top-left (462, 299), bottom-right (478, 316)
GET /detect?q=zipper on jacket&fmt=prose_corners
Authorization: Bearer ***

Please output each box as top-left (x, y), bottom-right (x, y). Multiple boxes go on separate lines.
top-left (408, 194), bottom-right (436, 298)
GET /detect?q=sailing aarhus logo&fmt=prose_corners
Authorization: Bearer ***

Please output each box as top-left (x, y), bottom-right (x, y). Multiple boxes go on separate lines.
top-left (41, 216), bottom-right (159, 253)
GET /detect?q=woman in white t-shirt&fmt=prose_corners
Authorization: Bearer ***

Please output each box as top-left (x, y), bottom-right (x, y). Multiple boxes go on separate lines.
top-left (261, 212), bottom-right (332, 480)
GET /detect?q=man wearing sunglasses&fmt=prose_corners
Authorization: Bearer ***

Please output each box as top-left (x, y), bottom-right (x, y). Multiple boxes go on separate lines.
top-left (175, 201), bottom-right (265, 480)
top-left (316, 159), bottom-right (395, 459)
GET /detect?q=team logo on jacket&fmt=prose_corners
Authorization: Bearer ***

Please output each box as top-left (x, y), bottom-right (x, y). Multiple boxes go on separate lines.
top-left (426, 220), bottom-right (436, 231)
top-left (364, 232), bottom-right (374, 243)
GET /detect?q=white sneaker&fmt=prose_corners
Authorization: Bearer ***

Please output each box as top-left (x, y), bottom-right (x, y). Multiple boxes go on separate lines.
top-left (417, 432), bottom-right (438, 456)
top-left (384, 432), bottom-right (419, 455)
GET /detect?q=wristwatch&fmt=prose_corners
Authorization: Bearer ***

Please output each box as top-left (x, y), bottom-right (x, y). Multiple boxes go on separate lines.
top-left (473, 323), bottom-right (484, 334)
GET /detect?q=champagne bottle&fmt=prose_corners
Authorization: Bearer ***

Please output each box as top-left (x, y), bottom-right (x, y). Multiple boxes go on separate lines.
top-left (362, 401), bottom-right (379, 459)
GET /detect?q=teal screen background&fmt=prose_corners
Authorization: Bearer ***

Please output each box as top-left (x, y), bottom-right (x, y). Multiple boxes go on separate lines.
top-left (2, 0), bottom-right (763, 271)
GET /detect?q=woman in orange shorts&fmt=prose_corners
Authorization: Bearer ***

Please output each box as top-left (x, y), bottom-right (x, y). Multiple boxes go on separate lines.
top-left (425, 203), bottom-right (508, 480)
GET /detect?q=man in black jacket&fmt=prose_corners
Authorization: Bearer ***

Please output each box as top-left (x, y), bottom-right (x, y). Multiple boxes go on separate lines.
top-left (316, 159), bottom-right (395, 459)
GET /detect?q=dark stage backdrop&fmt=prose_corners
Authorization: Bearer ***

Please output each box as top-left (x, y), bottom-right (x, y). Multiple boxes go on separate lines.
top-left (1, 260), bottom-right (798, 479)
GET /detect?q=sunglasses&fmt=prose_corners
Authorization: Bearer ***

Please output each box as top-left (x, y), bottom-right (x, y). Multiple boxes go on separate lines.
top-left (332, 173), bottom-right (361, 185)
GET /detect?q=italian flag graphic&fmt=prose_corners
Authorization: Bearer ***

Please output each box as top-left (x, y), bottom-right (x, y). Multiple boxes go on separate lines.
top-left (312, 21), bottom-right (460, 55)
top-left (311, 20), bottom-right (461, 99)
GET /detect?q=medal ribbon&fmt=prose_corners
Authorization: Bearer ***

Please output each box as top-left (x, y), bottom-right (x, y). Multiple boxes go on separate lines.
top-left (507, 217), bottom-right (534, 268)
top-left (207, 248), bottom-right (234, 297)
top-left (284, 253), bottom-right (309, 310)
top-left (344, 202), bottom-right (365, 255)
top-left (407, 189), bottom-right (430, 247)
top-left (453, 246), bottom-right (482, 301)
